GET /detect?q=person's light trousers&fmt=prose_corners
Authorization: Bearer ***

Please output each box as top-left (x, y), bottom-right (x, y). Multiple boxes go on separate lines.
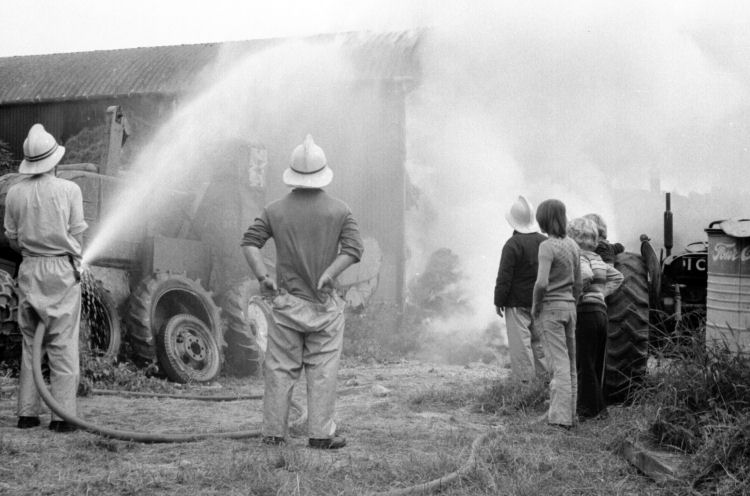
top-left (538, 301), bottom-right (577, 426)
top-left (263, 291), bottom-right (345, 439)
top-left (17, 256), bottom-right (81, 421)
top-left (505, 307), bottom-right (547, 381)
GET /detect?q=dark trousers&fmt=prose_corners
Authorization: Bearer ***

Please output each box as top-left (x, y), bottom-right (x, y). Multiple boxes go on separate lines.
top-left (576, 302), bottom-right (608, 418)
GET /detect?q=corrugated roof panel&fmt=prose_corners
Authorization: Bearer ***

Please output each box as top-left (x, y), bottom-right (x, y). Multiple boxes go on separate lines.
top-left (0, 31), bottom-right (420, 105)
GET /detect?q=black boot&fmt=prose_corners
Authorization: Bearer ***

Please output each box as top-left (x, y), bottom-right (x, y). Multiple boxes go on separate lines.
top-left (49, 420), bottom-right (77, 433)
top-left (17, 416), bottom-right (40, 429)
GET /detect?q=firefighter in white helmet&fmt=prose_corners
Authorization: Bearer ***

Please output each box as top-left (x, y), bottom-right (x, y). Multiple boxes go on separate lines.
top-left (4, 124), bottom-right (87, 432)
top-left (241, 135), bottom-right (363, 449)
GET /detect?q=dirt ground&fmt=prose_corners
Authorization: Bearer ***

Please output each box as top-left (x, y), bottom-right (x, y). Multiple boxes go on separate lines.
top-left (0, 360), bottom-right (663, 495)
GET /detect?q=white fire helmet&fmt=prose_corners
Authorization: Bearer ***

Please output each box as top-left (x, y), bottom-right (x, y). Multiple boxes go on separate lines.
top-left (283, 134), bottom-right (333, 189)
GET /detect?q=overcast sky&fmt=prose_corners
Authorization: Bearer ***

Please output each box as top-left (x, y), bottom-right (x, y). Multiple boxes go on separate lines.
top-left (2, 1), bottom-right (748, 57)
top-left (0, 0), bottom-right (438, 57)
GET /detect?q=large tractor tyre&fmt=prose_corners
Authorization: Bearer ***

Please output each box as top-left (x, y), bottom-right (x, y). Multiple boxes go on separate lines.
top-left (0, 270), bottom-right (122, 371)
top-left (156, 314), bottom-right (221, 383)
top-left (80, 277), bottom-right (121, 362)
top-left (220, 279), bottom-right (272, 377)
top-left (0, 269), bottom-right (20, 367)
top-left (125, 272), bottom-right (223, 372)
top-left (605, 252), bottom-right (650, 405)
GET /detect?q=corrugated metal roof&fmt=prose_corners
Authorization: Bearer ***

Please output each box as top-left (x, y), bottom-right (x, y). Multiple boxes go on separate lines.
top-left (0, 31), bottom-right (421, 105)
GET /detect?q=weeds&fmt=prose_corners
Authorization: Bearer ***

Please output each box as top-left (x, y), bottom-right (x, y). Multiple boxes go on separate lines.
top-left (79, 355), bottom-right (174, 394)
top-left (474, 375), bottom-right (549, 415)
top-left (636, 326), bottom-right (750, 493)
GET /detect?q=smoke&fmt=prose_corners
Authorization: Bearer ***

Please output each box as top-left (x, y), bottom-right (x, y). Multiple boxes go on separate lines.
top-left (404, 1), bottom-right (750, 340)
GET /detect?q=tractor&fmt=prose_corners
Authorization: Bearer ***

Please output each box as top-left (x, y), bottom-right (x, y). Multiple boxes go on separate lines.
top-left (604, 192), bottom-right (707, 403)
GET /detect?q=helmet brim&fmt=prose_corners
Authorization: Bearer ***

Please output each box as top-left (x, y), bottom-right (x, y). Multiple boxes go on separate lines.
top-left (19, 146), bottom-right (65, 175)
top-left (282, 166), bottom-right (333, 189)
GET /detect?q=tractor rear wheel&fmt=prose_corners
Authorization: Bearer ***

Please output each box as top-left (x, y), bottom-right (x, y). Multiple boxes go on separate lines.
top-left (605, 252), bottom-right (650, 404)
top-left (80, 277), bottom-right (121, 362)
top-left (0, 269), bottom-right (19, 368)
top-left (219, 279), bottom-right (271, 377)
top-left (156, 314), bottom-right (221, 383)
top-left (125, 272), bottom-right (223, 374)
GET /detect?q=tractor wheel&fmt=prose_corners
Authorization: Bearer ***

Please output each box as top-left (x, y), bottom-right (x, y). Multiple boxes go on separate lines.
top-left (605, 252), bottom-right (650, 404)
top-left (80, 277), bottom-right (121, 362)
top-left (156, 314), bottom-right (221, 383)
top-left (0, 269), bottom-right (20, 368)
top-left (219, 279), bottom-right (272, 377)
top-left (125, 272), bottom-right (223, 372)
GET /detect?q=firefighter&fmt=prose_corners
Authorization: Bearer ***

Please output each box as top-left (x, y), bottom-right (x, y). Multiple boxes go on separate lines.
top-left (5, 124), bottom-right (87, 432)
top-left (241, 135), bottom-right (363, 449)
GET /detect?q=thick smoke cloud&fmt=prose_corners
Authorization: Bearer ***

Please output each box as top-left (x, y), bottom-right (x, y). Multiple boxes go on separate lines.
top-left (404, 1), bottom-right (750, 337)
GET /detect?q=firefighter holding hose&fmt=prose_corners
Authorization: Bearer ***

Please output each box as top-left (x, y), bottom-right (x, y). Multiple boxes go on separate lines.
top-left (241, 135), bottom-right (363, 449)
top-left (5, 124), bottom-right (87, 433)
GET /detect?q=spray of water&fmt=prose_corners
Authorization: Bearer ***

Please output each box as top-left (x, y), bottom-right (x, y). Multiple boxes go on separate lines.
top-left (83, 39), bottom-right (356, 265)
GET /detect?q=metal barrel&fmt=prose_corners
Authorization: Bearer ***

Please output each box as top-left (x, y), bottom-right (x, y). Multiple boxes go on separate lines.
top-left (705, 221), bottom-right (750, 352)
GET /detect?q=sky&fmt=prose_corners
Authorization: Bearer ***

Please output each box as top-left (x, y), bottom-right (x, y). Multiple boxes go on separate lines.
top-left (1, 0), bottom-right (748, 58)
top-left (0, 0), bottom-right (435, 57)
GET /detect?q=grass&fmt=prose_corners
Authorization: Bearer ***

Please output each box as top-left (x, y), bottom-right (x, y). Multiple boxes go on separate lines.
top-left (5, 300), bottom-right (748, 494)
top-left (635, 327), bottom-right (750, 495)
top-left (0, 358), bottom-right (666, 496)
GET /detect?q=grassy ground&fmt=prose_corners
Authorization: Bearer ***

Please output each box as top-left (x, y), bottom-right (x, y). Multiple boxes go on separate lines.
top-left (0, 358), bottom-right (678, 496)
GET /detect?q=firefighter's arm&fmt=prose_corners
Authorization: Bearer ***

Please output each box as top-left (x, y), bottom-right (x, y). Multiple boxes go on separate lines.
top-left (242, 246), bottom-right (277, 292)
top-left (318, 253), bottom-right (358, 293)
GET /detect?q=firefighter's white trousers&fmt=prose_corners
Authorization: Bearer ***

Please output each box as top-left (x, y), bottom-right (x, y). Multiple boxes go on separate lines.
top-left (262, 291), bottom-right (345, 439)
top-left (16, 256), bottom-right (81, 421)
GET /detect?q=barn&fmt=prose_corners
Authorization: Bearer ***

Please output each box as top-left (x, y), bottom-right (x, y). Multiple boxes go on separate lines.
top-left (0, 31), bottom-right (421, 305)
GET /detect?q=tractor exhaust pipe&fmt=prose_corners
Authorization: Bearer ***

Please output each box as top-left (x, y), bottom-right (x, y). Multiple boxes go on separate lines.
top-left (664, 192), bottom-right (673, 257)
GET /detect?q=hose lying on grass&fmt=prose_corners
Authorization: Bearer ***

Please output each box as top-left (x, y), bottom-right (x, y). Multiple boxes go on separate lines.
top-left (371, 429), bottom-right (500, 496)
top-left (31, 322), bottom-right (307, 443)
top-left (90, 389), bottom-right (264, 401)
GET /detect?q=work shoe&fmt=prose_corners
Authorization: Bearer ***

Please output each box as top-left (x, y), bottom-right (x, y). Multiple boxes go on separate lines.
top-left (49, 420), bottom-right (77, 433)
top-left (17, 416), bottom-right (40, 429)
top-left (308, 436), bottom-right (347, 449)
top-left (262, 436), bottom-right (286, 446)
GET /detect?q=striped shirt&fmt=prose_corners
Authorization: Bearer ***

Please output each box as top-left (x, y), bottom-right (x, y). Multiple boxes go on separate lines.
top-left (579, 250), bottom-right (624, 306)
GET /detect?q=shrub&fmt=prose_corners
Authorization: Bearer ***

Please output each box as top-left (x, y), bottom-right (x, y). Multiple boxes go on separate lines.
top-left (0, 140), bottom-right (17, 175)
top-left (639, 328), bottom-right (750, 492)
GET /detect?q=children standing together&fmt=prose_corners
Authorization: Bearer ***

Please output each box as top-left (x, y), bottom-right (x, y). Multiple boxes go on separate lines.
top-left (495, 196), bottom-right (623, 429)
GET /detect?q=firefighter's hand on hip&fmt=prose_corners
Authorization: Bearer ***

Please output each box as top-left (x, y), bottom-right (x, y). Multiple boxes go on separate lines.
top-left (259, 275), bottom-right (277, 293)
top-left (317, 272), bottom-right (335, 295)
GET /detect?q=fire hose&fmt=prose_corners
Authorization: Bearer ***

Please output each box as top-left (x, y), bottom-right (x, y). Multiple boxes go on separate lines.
top-left (30, 322), bottom-right (306, 443)
top-left (25, 319), bottom-right (500, 494)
